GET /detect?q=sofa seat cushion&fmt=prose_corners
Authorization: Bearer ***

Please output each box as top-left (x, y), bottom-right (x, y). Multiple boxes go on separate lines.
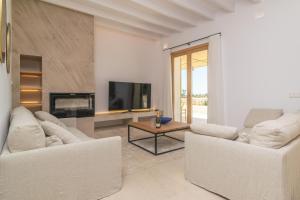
top-left (41, 121), bottom-right (80, 144)
top-left (35, 111), bottom-right (67, 128)
top-left (191, 123), bottom-right (238, 140)
top-left (7, 106), bottom-right (46, 153)
top-left (250, 113), bottom-right (300, 148)
top-left (244, 108), bottom-right (283, 128)
top-left (67, 127), bottom-right (93, 141)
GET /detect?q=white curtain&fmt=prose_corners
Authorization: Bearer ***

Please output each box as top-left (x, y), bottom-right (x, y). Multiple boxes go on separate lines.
top-left (207, 34), bottom-right (225, 124)
top-left (162, 51), bottom-right (173, 117)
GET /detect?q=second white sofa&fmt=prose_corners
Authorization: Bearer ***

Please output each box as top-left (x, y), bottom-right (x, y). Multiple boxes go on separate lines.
top-left (185, 109), bottom-right (300, 200)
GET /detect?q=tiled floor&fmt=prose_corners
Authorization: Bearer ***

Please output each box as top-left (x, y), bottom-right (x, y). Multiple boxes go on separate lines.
top-left (95, 125), bottom-right (225, 200)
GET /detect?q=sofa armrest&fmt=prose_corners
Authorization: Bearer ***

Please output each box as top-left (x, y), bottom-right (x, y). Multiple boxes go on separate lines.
top-left (278, 136), bottom-right (300, 200)
top-left (0, 136), bottom-right (122, 200)
top-left (185, 131), bottom-right (286, 200)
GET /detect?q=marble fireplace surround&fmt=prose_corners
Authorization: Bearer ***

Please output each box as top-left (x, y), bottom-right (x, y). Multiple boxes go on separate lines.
top-left (12, 0), bottom-right (95, 111)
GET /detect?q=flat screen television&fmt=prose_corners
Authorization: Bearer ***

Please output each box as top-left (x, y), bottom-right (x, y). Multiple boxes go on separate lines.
top-left (109, 81), bottom-right (151, 111)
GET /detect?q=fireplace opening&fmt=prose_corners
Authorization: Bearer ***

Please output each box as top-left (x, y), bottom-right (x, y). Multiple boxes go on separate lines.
top-left (50, 93), bottom-right (95, 118)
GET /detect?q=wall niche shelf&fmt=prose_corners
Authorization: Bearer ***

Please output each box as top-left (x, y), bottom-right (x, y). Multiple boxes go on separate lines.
top-left (20, 55), bottom-right (42, 112)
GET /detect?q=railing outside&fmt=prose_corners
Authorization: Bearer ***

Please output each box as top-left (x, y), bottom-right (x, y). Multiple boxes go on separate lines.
top-left (180, 96), bottom-right (207, 123)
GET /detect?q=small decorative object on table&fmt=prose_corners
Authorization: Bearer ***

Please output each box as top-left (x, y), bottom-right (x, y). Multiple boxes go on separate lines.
top-left (160, 116), bottom-right (172, 124)
top-left (155, 111), bottom-right (161, 128)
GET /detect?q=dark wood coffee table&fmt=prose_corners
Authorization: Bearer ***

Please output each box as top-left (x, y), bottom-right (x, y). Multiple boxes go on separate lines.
top-left (128, 121), bottom-right (190, 155)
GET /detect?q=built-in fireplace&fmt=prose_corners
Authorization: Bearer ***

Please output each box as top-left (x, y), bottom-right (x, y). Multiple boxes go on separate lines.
top-left (50, 93), bottom-right (95, 118)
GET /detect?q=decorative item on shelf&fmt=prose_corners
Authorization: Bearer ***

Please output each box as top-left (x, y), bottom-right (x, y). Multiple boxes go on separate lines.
top-left (160, 116), bottom-right (172, 124)
top-left (155, 111), bottom-right (161, 128)
top-left (5, 22), bottom-right (10, 73)
top-left (0, 0), bottom-right (6, 64)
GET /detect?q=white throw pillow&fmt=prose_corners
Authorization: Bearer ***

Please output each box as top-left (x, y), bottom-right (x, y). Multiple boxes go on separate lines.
top-left (191, 123), bottom-right (238, 140)
top-left (46, 135), bottom-right (63, 147)
top-left (7, 106), bottom-right (46, 153)
top-left (41, 121), bottom-right (80, 144)
top-left (35, 111), bottom-right (67, 128)
top-left (250, 113), bottom-right (300, 149)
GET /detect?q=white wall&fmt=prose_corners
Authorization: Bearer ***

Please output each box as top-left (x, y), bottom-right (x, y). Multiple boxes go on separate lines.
top-left (94, 25), bottom-right (163, 112)
top-left (0, 0), bottom-right (12, 150)
top-left (0, 64), bottom-right (11, 150)
top-left (162, 0), bottom-right (300, 127)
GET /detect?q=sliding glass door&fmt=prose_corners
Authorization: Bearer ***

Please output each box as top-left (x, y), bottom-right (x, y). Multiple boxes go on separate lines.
top-left (172, 44), bottom-right (208, 124)
top-left (173, 54), bottom-right (188, 123)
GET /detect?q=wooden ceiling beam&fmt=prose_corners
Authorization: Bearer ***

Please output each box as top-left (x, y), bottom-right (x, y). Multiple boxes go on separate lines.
top-left (130, 0), bottom-right (197, 27)
top-left (42, 0), bottom-right (170, 36)
top-left (87, 0), bottom-right (182, 32)
top-left (169, 0), bottom-right (214, 20)
top-left (94, 19), bottom-right (161, 41)
top-left (204, 0), bottom-right (235, 12)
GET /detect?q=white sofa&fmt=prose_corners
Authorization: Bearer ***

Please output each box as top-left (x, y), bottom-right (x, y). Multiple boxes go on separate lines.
top-left (0, 108), bottom-right (122, 200)
top-left (185, 109), bottom-right (300, 200)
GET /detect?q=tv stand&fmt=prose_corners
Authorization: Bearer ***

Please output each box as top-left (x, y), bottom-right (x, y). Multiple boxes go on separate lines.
top-left (94, 110), bottom-right (158, 127)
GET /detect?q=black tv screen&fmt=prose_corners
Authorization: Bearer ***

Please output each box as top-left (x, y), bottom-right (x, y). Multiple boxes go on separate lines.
top-left (132, 83), bottom-right (151, 110)
top-left (109, 81), bottom-right (151, 111)
top-left (109, 81), bottom-right (132, 111)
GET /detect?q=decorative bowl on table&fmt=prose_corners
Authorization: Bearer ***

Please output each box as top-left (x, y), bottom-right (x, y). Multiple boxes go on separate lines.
top-left (160, 116), bottom-right (172, 124)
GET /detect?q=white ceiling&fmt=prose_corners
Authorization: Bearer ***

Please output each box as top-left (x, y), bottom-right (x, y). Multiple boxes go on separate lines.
top-left (42, 0), bottom-right (260, 40)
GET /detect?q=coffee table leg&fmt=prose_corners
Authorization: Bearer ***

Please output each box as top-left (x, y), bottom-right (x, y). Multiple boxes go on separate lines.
top-left (128, 125), bottom-right (131, 142)
top-left (154, 134), bottom-right (157, 155)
